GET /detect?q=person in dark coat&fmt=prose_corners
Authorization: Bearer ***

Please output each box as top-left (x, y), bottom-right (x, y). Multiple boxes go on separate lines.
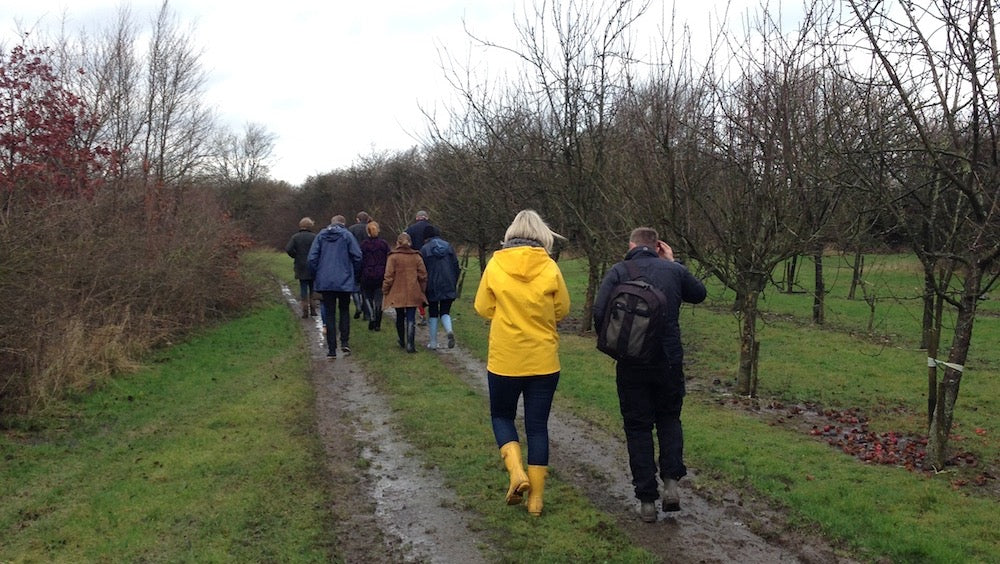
top-left (348, 211), bottom-right (372, 320)
top-left (592, 227), bottom-right (706, 523)
top-left (285, 217), bottom-right (317, 318)
top-left (405, 210), bottom-right (432, 326)
top-left (308, 215), bottom-right (362, 358)
top-left (404, 210), bottom-right (432, 250)
top-left (360, 221), bottom-right (390, 331)
top-left (419, 225), bottom-right (460, 349)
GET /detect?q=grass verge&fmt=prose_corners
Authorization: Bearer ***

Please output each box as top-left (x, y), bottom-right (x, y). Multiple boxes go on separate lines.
top-left (0, 296), bottom-right (335, 562)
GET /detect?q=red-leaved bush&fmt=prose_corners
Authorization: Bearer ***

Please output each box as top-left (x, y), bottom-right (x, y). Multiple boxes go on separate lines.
top-left (0, 45), bottom-right (257, 418)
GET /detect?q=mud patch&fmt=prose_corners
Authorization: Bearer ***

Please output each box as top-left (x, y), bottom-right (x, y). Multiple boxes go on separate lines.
top-left (285, 285), bottom-right (858, 562)
top-left (285, 287), bottom-right (491, 563)
top-left (435, 346), bottom-right (858, 564)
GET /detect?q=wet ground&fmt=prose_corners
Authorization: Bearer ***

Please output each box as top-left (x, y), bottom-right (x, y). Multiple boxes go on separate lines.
top-left (284, 287), bottom-right (859, 563)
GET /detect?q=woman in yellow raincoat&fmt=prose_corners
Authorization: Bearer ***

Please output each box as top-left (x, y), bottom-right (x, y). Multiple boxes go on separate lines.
top-left (474, 209), bottom-right (570, 516)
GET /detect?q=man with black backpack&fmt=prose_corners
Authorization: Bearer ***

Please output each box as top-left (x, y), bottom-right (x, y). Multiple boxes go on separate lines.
top-left (593, 227), bottom-right (706, 523)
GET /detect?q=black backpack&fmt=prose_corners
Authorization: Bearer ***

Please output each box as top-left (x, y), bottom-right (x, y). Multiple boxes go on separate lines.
top-left (596, 260), bottom-right (668, 363)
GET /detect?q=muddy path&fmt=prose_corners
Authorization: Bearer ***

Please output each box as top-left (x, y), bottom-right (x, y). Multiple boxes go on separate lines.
top-left (285, 288), bottom-right (857, 563)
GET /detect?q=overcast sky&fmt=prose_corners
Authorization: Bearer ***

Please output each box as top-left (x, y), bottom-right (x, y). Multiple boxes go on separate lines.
top-left (3, 1), bottom-right (763, 186)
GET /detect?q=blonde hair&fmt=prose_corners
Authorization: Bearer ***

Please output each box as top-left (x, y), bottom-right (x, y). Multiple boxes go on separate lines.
top-left (503, 209), bottom-right (564, 253)
top-left (366, 221), bottom-right (380, 238)
top-left (396, 232), bottom-right (412, 247)
top-left (298, 217), bottom-right (315, 229)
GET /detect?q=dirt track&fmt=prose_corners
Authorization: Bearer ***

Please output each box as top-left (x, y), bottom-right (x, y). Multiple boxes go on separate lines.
top-left (285, 287), bottom-right (858, 563)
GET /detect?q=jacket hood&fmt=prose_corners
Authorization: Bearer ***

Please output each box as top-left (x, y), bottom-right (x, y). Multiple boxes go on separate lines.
top-left (318, 224), bottom-right (349, 242)
top-left (624, 246), bottom-right (658, 261)
top-left (390, 244), bottom-right (419, 254)
top-left (424, 238), bottom-right (450, 257)
top-left (491, 246), bottom-right (551, 282)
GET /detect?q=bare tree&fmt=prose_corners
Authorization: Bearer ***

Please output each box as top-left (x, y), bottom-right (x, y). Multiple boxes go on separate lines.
top-left (140, 1), bottom-right (216, 229)
top-left (74, 5), bottom-right (144, 184)
top-left (671, 1), bottom-right (835, 396)
top-left (445, 0), bottom-right (650, 328)
top-left (209, 122), bottom-right (277, 186)
top-left (844, 0), bottom-right (1000, 468)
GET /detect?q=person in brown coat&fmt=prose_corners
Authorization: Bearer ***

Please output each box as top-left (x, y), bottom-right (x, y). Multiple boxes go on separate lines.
top-left (382, 232), bottom-right (427, 353)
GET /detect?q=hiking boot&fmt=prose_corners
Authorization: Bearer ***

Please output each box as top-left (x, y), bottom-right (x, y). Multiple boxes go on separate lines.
top-left (639, 501), bottom-right (657, 523)
top-left (447, 332), bottom-right (455, 348)
top-left (660, 479), bottom-right (680, 512)
top-left (341, 346), bottom-right (351, 356)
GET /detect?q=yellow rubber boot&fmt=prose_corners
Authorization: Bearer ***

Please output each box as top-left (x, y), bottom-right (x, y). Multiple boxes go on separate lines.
top-left (499, 442), bottom-right (530, 505)
top-left (526, 465), bottom-right (547, 516)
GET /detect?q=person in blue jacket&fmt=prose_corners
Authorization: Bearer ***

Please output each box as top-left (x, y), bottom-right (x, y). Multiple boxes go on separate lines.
top-left (419, 225), bottom-right (460, 349)
top-left (308, 215), bottom-right (362, 358)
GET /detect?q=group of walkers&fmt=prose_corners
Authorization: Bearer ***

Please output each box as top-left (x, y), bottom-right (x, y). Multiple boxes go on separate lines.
top-left (286, 207), bottom-right (707, 524)
top-left (285, 210), bottom-right (460, 358)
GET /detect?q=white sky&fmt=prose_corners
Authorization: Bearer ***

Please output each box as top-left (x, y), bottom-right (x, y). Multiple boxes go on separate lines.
top-left (3, 1), bottom-right (770, 186)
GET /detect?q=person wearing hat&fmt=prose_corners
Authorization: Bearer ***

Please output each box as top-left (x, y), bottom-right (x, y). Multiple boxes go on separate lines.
top-left (285, 217), bottom-right (317, 318)
top-left (419, 224), bottom-right (460, 349)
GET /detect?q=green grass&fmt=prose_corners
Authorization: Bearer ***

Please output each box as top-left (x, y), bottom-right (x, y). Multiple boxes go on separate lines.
top-left (445, 251), bottom-right (999, 563)
top-left (3, 249), bottom-right (996, 563)
top-left (0, 299), bottom-right (335, 562)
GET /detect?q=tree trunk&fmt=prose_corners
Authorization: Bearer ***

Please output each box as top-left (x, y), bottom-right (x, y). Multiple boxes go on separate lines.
top-left (477, 243), bottom-right (488, 275)
top-left (848, 249), bottom-right (863, 300)
top-left (784, 255), bottom-right (798, 293)
top-left (812, 250), bottom-right (825, 324)
top-left (920, 267), bottom-right (935, 350)
top-left (581, 258), bottom-right (601, 334)
top-left (926, 273), bottom-right (981, 469)
top-left (926, 323), bottom-right (939, 429)
top-left (736, 290), bottom-right (761, 397)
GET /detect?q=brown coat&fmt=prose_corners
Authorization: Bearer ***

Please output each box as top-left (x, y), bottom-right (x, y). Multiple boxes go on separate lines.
top-left (382, 245), bottom-right (427, 309)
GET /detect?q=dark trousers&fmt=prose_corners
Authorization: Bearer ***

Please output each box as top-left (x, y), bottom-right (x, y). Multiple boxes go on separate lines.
top-left (616, 362), bottom-right (686, 502)
top-left (321, 291), bottom-right (352, 351)
top-left (426, 299), bottom-right (453, 318)
top-left (488, 371), bottom-right (559, 466)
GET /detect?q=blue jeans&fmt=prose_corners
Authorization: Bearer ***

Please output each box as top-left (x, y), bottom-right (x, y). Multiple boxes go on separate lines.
top-left (488, 371), bottom-right (559, 466)
top-left (616, 362), bottom-right (686, 501)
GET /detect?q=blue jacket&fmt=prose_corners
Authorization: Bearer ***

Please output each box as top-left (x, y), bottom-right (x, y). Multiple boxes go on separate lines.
top-left (420, 236), bottom-right (460, 302)
top-left (308, 223), bottom-right (362, 292)
top-left (593, 246), bottom-right (706, 365)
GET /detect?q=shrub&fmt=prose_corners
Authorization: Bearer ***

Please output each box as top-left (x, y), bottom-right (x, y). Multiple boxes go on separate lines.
top-left (0, 181), bottom-right (257, 417)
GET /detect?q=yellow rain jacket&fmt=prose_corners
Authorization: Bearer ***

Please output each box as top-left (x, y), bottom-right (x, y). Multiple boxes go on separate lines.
top-left (474, 245), bottom-right (570, 376)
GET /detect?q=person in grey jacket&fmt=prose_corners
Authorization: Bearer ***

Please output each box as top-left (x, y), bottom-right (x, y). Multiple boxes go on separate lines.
top-left (308, 215), bottom-right (362, 358)
top-left (419, 225), bottom-right (460, 349)
top-left (285, 217), bottom-right (317, 318)
top-left (592, 227), bottom-right (706, 523)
